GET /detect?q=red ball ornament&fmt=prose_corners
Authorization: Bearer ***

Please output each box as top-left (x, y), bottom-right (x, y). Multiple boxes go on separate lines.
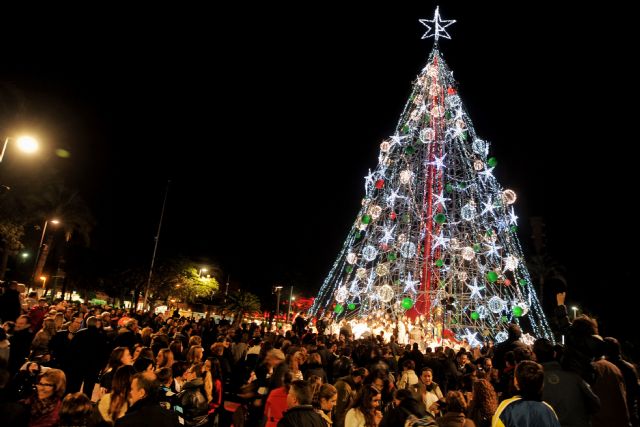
top-left (390, 212), bottom-right (397, 220)
top-left (504, 279), bottom-right (512, 286)
top-left (375, 179), bottom-right (385, 189)
top-left (447, 87), bottom-right (457, 95)
top-left (379, 243), bottom-right (389, 251)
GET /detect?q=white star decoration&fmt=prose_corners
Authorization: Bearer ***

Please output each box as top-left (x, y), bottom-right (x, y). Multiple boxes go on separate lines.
top-left (430, 154), bottom-right (447, 170)
top-left (461, 329), bottom-right (482, 348)
top-left (432, 232), bottom-right (450, 250)
top-left (433, 191), bottom-right (450, 209)
top-left (386, 188), bottom-right (405, 208)
top-left (467, 279), bottom-right (485, 299)
top-left (404, 272), bottom-right (421, 294)
top-left (419, 6), bottom-right (456, 42)
top-left (509, 207), bottom-right (519, 225)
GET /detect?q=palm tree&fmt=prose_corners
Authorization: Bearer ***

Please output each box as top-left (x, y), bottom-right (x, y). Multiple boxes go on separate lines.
top-left (527, 253), bottom-right (566, 308)
top-left (226, 289), bottom-right (261, 327)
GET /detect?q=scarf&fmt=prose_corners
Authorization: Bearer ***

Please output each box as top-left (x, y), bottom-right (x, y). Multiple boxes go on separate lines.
top-left (30, 396), bottom-right (60, 422)
top-left (425, 382), bottom-right (439, 393)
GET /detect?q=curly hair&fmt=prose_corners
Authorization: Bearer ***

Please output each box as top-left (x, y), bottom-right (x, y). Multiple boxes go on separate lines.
top-left (469, 379), bottom-right (498, 424)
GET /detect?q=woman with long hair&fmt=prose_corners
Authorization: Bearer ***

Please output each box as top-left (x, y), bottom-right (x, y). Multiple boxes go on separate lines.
top-left (419, 367), bottom-right (444, 416)
top-left (186, 345), bottom-right (204, 365)
top-left (30, 317), bottom-right (58, 360)
top-left (21, 368), bottom-right (66, 427)
top-left (97, 365), bottom-right (136, 425)
top-left (99, 347), bottom-right (133, 393)
top-left (466, 379), bottom-right (497, 427)
top-left (345, 385), bottom-right (383, 427)
top-left (156, 348), bottom-right (175, 370)
top-left (312, 383), bottom-right (338, 426)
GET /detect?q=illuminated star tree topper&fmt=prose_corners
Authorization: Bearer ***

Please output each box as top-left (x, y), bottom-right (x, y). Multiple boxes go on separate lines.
top-left (419, 6), bottom-right (456, 42)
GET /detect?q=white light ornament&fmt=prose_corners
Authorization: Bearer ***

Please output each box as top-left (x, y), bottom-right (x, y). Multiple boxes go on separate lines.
top-left (488, 296), bottom-right (507, 314)
top-left (375, 263), bottom-right (390, 277)
top-left (495, 331), bottom-right (508, 344)
top-left (508, 207), bottom-right (519, 225)
top-left (521, 333), bottom-right (535, 346)
top-left (356, 268), bottom-right (368, 280)
top-left (502, 189), bottom-right (517, 205)
top-left (476, 305), bottom-right (488, 319)
top-left (346, 253), bottom-right (358, 265)
top-left (400, 241), bottom-right (417, 258)
top-left (420, 128), bottom-right (436, 143)
top-left (446, 94), bottom-right (461, 109)
top-left (461, 203), bottom-right (476, 221)
top-left (335, 286), bottom-right (348, 303)
top-left (472, 139), bottom-right (487, 155)
top-left (461, 246), bottom-right (475, 261)
top-left (348, 280), bottom-right (362, 296)
top-left (368, 204), bottom-right (382, 220)
top-left (400, 170), bottom-right (413, 185)
top-left (419, 6), bottom-right (457, 42)
top-left (362, 245), bottom-right (378, 262)
top-left (473, 160), bottom-right (484, 171)
top-left (380, 140), bottom-right (391, 153)
top-left (504, 255), bottom-right (519, 271)
top-left (430, 105), bottom-right (445, 118)
top-left (377, 285), bottom-right (395, 303)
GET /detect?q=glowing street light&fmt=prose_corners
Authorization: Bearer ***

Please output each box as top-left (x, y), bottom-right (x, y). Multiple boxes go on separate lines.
top-left (571, 306), bottom-right (578, 320)
top-left (40, 275), bottom-right (47, 290)
top-left (198, 268), bottom-right (208, 278)
top-left (0, 135), bottom-right (39, 163)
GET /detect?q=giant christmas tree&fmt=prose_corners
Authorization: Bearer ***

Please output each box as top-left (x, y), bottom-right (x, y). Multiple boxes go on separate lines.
top-left (309, 8), bottom-right (554, 345)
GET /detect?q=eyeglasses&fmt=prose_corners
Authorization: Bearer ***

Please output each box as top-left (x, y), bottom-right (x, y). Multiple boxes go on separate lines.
top-left (37, 382), bottom-right (55, 388)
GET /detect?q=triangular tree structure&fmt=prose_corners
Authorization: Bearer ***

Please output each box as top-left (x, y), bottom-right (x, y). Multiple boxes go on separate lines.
top-left (309, 9), bottom-right (554, 345)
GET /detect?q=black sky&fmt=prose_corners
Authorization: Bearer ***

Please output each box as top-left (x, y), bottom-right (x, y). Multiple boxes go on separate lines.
top-left (1, 3), bottom-right (637, 338)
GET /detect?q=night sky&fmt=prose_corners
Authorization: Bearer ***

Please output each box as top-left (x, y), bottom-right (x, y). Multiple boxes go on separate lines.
top-left (1, 3), bottom-right (637, 339)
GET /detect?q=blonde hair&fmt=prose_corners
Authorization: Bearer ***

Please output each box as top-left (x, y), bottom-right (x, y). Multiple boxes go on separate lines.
top-left (40, 369), bottom-right (66, 399)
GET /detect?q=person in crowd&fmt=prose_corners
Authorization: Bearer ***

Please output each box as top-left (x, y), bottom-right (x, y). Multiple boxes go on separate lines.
top-left (21, 368), bottom-right (66, 427)
top-left (334, 367), bottom-right (368, 427)
top-left (114, 371), bottom-right (179, 427)
top-left (0, 327), bottom-right (9, 365)
top-left (186, 345), bottom-right (204, 365)
top-left (175, 363), bottom-right (209, 427)
top-left (69, 316), bottom-right (109, 394)
top-left (156, 348), bottom-right (175, 370)
top-left (492, 360), bottom-right (560, 427)
top-left (59, 392), bottom-right (101, 427)
top-left (30, 317), bottom-right (57, 360)
top-left (9, 315), bottom-right (34, 374)
top-left (604, 336), bottom-right (639, 427)
top-left (264, 371), bottom-right (293, 427)
top-left (344, 385), bottom-right (383, 427)
top-left (417, 367), bottom-right (444, 416)
top-left (278, 379), bottom-right (325, 427)
top-left (397, 359), bottom-right (420, 391)
top-left (467, 379), bottom-right (497, 427)
top-left (99, 347), bottom-right (133, 394)
top-left (379, 388), bottom-right (428, 427)
top-left (312, 383), bottom-right (338, 426)
top-left (96, 365), bottom-right (136, 425)
top-left (532, 337), bottom-right (600, 427)
top-left (204, 357), bottom-right (224, 412)
top-left (435, 390), bottom-right (475, 427)
top-left (0, 281), bottom-right (23, 323)
top-left (491, 324), bottom-right (527, 373)
top-left (133, 356), bottom-right (155, 373)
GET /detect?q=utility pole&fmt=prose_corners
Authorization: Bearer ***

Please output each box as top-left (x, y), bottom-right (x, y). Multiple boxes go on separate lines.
top-left (143, 180), bottom-right (170, 310)
top-left (274, 286), bottom-right (283, 318)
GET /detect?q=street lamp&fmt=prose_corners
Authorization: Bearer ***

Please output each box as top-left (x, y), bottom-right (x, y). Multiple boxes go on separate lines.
top-left (286, 285), bottom-right (294, 324)
top-left (274, 286), bottom-right (283, 318)
top-left (198, 268), bottom-right (208, 278)
top-left (40, 276), bottom-right (47, 294)
top-left (571, 306), bottom-right (578, 320)
top-left (0, 135), bottom-right (39, 163)
top-left (32, 219), bottom-right (60, 283)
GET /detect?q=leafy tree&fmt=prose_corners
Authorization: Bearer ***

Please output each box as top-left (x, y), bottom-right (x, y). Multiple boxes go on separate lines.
top-left (226, 289), bottom-right (261, 327)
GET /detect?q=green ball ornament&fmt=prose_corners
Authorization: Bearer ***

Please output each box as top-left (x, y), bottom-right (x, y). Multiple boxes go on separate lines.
top-left (387, 252), bottom-right (397, 261)
top-left (519, 279), bottom-right (527, 286)
top-left (402, 125), bottom-right (410, 133)
top-left (471, 311), bottom-right (480, 320)
top-left (434, 213), bottom-right (447, 224)
top-left (405, 146), bottom-right (415, 155)
top-left (435, 259), bottom-right (444, 267)
top-left (445, 183), bottom-right (454, 193)
top-left (348, 303), bottom-right (356, 310)
top-left (473, 243), bottom-right (481, 252)
top-left (486, 271), bottom-right (499, 283)
top-left (361, 215), bottom-right (371, 224)
top-left (487, 157), bottom-right (498, 167)
top-left (510, 225), bottom-right (518, 233)
top-left (346, 266), bottom-right (354, 273)
top-left (355, 232), bottom-right (362, 239)
top-left (513, 306), bottom-right (524, 317)
top-left (401, 298), bottom-right (414, 310)
top-left (501, 315), bottom-right (508, 322)
top-left (334, 304), bottom-right (344, 314)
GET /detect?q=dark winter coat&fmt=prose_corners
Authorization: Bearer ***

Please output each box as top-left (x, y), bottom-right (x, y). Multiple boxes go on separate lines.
top-left (277, 405), bottom-right (326, 427)
top-left (114, 397), bottom-right (179, 427)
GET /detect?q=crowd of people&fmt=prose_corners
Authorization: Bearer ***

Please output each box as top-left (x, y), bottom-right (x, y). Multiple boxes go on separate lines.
top-left (0, 280), bottom-right (638, 427)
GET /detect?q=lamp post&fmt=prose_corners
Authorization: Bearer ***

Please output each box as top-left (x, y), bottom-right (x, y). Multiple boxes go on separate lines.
top-left (571, 306), bottom-right (578, 320)
top-left (1, 135), bottom-right (39, 163)
top-left (40, 275), bottom-right (47, 296)
top-left (274, 286), bottom-right (283, 318)
top-left (32, 219), bottom-right (60, 283)
top-left (198, 268), bottom-right (208, 278)
top-left (286, 285), bottom-right (294, 324)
